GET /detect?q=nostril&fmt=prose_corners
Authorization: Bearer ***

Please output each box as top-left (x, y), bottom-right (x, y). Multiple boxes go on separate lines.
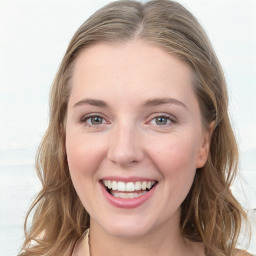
top-left (107, 147), bottom-right (145, 166)
top-left (107, 130), bottom-right (145, 166)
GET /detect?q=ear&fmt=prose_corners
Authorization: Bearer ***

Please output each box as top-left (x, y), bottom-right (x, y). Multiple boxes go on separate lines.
top-left (196, 121), bottom-right (215, 168)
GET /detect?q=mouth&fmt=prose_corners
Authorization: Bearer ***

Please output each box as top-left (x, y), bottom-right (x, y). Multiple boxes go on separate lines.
top-left (101, 179), bottom-right (158, 199)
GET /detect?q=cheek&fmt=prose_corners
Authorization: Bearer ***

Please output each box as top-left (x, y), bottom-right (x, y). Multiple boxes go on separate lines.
top-left (149, 134), bottom-right (199, 191)
top-left (65, 133), bottom-right (106, 211)
top-left (163, 147), bottom-right (197, 189)
top-left (66, 133), bottom-right (102, 172)
top-left (151, 134), bottom-right (199, 171)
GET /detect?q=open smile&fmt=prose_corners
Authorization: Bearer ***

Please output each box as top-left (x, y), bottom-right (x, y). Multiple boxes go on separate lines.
top-left (100, 179), bottom-right (158, 208)
top-left (102, 180), bottom-right (157, 198)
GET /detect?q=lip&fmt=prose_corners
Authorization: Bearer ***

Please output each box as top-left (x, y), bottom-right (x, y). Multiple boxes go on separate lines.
top-left (101, 176), bottom-right (156, 182)
top-left (100, 180), bottom-right (157, 209)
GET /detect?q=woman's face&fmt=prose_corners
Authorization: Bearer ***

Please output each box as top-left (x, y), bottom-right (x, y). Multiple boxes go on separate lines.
top-left (66, 39), bottom-right (211, 238)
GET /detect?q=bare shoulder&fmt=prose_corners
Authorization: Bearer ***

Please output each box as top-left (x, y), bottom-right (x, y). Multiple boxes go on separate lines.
top-left (234, 249), bottom-right (254, 256)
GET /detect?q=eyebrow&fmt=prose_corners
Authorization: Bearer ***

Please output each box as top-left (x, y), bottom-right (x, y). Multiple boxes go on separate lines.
top-left (73, 97), bottom-right (187, 109)
top-left (143, 98), bottom-right (188, 109)
top-left (73, 98), bottom-right (108, 108)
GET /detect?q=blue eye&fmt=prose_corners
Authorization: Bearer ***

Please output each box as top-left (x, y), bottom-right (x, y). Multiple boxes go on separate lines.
top-left (154, 116), bottom-right (170, 125)
top-left (88, 116), bottom-right (104, 125)
top-left (81, 115), bottom-right (107, 127)
top-left (149, 115), bottom-right (175, 126)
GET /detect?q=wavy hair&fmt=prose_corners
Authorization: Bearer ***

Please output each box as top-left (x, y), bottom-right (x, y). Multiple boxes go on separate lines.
top-left (19, 1), bottom-right (249, 255)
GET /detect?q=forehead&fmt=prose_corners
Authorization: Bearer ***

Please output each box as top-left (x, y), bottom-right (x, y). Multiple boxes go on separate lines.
top-left (73, 39), bottom-right (191, 78)
top-left (69, 39), bottom-right (195, 107)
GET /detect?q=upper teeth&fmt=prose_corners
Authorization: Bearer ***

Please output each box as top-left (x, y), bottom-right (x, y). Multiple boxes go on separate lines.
top-left (102, 180), bottom-right (156, 192)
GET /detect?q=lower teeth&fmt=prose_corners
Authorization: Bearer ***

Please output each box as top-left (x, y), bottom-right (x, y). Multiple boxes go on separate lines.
top-left (111, 191), bottom-right (147, 199)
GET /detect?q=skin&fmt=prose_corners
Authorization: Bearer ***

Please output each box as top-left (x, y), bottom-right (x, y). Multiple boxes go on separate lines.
top-left (66, 39), bottom-right (212, 256)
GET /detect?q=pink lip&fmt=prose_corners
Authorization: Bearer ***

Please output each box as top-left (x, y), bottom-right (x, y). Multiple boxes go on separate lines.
top-left (100, 182), bottom-right (157, 209)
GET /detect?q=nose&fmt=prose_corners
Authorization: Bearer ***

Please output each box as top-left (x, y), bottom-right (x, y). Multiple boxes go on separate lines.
top-left (107, 124), bottom-right (144, 166)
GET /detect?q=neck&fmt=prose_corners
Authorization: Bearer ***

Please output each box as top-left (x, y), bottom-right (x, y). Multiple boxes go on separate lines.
top-left (89, 215), bottom-right (195, 256)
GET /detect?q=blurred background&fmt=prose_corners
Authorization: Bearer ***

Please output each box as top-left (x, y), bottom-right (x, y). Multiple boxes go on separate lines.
top-left (0, 0), bottom-right (255, 255)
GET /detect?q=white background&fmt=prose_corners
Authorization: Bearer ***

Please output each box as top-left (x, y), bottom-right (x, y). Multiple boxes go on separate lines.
top-left (0, 0), bottom-right (255, 255)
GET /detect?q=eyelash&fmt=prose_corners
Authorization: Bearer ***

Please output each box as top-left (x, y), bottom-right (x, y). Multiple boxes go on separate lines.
top-left (147, 114), bottom-right (177, 127)
top-left (80, 114), bottom-right (109, 128)
top-left (80, 114), bottom-right (177, 128)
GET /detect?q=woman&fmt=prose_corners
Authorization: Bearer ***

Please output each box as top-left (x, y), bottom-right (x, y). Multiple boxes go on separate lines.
top-left (19, 0), bottom-right (252, 255)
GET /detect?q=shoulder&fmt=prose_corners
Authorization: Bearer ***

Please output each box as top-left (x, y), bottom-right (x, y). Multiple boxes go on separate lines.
top-left (72, 229), bottom-right (90, 256)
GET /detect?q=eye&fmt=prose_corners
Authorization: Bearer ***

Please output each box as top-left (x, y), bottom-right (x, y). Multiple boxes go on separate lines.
top-left (154, 116), bottom-right (170, 125)
top-left (81, 115), bottom-right (108, 127)
top-left (148, 114), bottom-right (176, 126)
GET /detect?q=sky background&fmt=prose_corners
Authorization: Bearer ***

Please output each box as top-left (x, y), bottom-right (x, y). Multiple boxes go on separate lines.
top-left (0, 0), bottom-right (255, 255)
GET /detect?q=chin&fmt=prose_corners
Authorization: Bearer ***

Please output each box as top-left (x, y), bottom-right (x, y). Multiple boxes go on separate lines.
top-left (97, 215), bottom-right (155, 239)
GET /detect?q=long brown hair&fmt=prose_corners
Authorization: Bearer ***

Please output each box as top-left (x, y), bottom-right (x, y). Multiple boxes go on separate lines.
top-left (19, 1), bottom-right (249, 255)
